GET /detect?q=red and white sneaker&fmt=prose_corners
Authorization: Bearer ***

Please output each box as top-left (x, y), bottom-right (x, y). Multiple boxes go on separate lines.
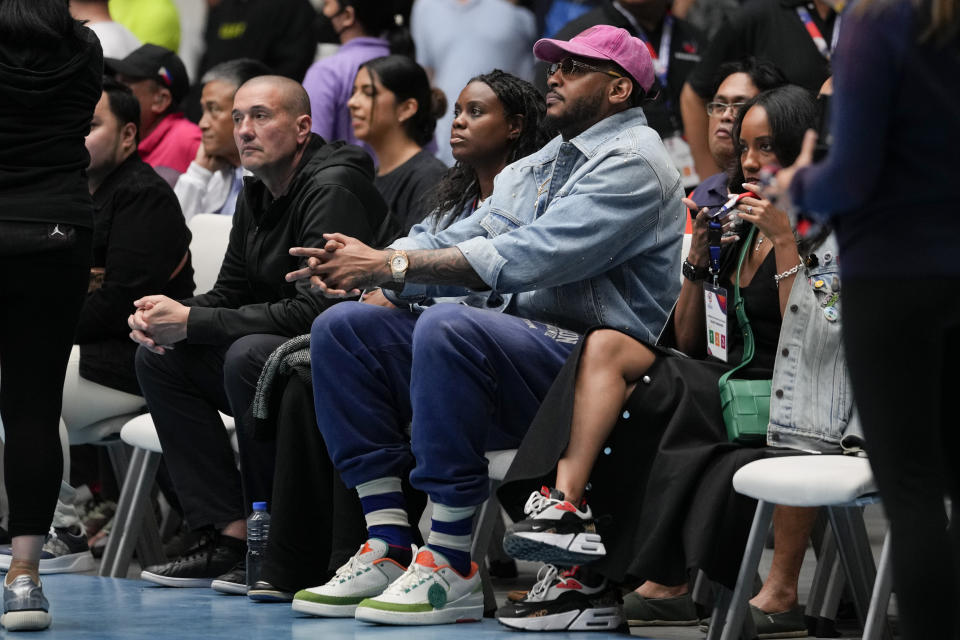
top-left (503, 487), bottom-right (605, 566)
top-left (496, 564), bottom-right (624, 631)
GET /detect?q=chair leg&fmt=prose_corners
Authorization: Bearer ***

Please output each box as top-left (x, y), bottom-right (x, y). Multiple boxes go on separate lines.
top-left (861, 530), bottom-right (893, 640)
top-left (827, 506), bottom-right (893, 640)
top-left (719, 499), bottom-right (775, 640)
top-left (99, 447), bottom-right (161, 577)
top-left (692, 570), bottom-right (715, 610)
top-left (806, 519), bottom-right (848, 636)
top-left (471, 485), bottom-right (505, 615)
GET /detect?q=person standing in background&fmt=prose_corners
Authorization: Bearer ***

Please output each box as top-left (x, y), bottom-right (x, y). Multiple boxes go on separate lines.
top-left (411, 0), bottom-right (538, 165)
top-left (302, 0), bottom-right (414, 157)
top-left (780, 1), bottom-right (960, 638)
top-left (108, 0), bottom-right (180, 53)
top-left (69, 0), bottom-right (140, 58)
top-left (0, 0), bottom-right (102, 630)
top-left (184, 0), bottom-right (317, 123)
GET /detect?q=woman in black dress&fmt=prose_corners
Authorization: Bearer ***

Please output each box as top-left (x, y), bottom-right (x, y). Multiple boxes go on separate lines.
top-left (0, 0), bottom-right (102, 631)
top-left (496, 86), bottom-right (818, 633)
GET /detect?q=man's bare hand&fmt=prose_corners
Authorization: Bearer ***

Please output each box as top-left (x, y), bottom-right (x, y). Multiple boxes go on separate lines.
top-left (194, 141), bottom-right (228, 173)
top-left (286, 233), bottom-right (390, 298)
top-left (127, 295), bottom-right (190, 354)
top-left (361, 288), bottom-right (397, 308)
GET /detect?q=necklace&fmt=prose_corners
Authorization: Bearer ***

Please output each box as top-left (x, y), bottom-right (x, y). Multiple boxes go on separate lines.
top-left (755, 234), bottom-right (765, 252)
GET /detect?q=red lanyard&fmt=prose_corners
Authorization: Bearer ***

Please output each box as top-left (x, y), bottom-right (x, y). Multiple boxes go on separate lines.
top-left (796, 6), bottom-right (841, 61)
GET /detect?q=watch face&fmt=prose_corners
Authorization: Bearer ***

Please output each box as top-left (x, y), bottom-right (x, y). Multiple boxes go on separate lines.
top-left (391, 255), bottom-right (408, 271)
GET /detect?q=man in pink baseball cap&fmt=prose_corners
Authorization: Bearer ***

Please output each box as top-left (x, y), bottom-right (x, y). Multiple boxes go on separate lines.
top-left (533, 24), bottom-right (654, 139)
top-left (274, 24), bottom-right (685, 629)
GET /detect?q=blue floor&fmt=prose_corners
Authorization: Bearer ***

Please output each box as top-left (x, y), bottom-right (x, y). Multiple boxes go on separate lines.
top-left (24, 575), bottom-right (664, 639)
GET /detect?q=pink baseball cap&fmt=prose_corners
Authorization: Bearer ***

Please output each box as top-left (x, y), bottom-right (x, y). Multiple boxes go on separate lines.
top-left (533, 25), bottom-right (655, 93)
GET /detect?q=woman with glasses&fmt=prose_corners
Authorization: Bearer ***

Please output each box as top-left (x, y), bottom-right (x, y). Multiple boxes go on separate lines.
top-left (690, 58), bottom-right (787, 217)
top-left (0, 0), bottom-right (101, 631)
top-left (496, 86), bottom-right (852, 637)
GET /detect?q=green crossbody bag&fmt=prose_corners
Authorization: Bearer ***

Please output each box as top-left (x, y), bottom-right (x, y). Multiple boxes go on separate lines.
top-left (718, 226), bottom-right (772, 445)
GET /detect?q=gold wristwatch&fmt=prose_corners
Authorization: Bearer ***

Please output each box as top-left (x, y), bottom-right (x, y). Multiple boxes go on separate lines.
top-left (387, 249), bottom-right (409, 284)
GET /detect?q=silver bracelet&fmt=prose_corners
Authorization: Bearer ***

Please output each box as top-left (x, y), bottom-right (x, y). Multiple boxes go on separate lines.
top-left (774, 262), bottom-right (805, 285)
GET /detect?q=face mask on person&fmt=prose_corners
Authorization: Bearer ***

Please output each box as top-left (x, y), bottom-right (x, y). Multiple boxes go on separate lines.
top-left (315, 10), bottom-right (343, 45)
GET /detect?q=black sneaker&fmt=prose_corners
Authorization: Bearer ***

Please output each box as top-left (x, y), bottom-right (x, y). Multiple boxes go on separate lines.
top-left (503, 487), bottom-right (605, 565)
top-left (141, 531), bottom-right (245, 588)
top-left (248, 580), bottom-right (294, 603)
top-left (210, 560), bottom-right (247, 595)
top-left (0, 525), bottom-right (95, 574)
top-left (496, 565), bottom-right (624, 631)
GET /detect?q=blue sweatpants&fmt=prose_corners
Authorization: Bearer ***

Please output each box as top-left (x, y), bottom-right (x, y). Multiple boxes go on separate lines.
top-left (310, 302), bottom-right (579, 507)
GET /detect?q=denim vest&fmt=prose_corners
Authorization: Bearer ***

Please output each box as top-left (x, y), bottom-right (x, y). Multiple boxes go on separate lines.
top-left (766, 234), bottom-right (864, 453)
top-left (391, 108), bottom-right (686, 342)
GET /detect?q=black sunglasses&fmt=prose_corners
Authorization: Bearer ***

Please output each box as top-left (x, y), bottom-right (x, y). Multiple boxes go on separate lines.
top-left (546, 57), bottom-right (624, 82)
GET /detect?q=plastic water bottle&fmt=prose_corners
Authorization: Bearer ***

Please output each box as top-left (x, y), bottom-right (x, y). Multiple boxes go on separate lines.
top-left (246, 501), bottom-right (270, 587)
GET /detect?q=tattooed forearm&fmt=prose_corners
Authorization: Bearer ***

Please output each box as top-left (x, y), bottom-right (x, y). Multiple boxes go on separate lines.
top-left (406, 248), bottom-right (489, 290)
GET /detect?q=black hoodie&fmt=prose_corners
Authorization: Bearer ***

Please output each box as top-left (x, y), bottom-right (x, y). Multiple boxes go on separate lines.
top-left (183, 134), bottom-right (388, 344)
top-left (0, 24), bottom-right (103, 228)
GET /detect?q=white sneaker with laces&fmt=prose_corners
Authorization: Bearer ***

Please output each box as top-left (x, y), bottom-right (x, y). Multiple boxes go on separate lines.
top-left (354, 547), bottom-right (483, 625)
top-left (291, 539), bottom-right (407, 617)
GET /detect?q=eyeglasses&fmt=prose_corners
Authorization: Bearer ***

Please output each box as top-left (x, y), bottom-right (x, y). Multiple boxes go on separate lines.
top-left (546, 57), bottom-right (624, 82)
top-left (706, 101), bottom-right (746, 117)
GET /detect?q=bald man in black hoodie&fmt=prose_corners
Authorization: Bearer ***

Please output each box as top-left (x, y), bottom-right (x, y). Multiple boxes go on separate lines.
top-left (129, 76), bottom-right (388, 590)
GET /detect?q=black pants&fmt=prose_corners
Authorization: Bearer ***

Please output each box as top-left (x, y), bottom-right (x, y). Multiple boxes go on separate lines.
top-left (134, 333), bottom-right (286, 529)
top-left (843, 278), bottom-right (960, 640)
top-left (260, 375), bottom-right (426, 591)
top-left (0, 229), bottom-right (91, 536)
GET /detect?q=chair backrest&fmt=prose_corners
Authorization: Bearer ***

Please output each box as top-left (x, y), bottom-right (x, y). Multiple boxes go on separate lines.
top-left (187, 213), bottom-right (234, 294)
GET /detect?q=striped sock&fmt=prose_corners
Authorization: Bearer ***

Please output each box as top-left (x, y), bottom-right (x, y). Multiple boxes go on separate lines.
top-left (357, 477), bottom-right (412, 553)
top-left (426, 504), bottom-right (476, 576)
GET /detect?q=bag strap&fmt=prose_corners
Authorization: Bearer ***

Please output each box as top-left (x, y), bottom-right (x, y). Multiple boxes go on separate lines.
top-left (718, 225), bottom-right (758, 386)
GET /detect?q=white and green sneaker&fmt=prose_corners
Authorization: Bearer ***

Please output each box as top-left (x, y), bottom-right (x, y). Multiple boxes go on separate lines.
top-left (354, 547), bottom-right (483, 625)
top-left (291, 539), bottom-right (407, 617)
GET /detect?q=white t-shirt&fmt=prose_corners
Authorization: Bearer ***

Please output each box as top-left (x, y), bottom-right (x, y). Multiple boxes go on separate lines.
top-left (88, 21), bottom-right (141, 59)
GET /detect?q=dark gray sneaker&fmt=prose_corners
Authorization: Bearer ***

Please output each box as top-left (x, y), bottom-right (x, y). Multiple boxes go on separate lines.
top-left (1, 575), bottom-right (51, 631)
top-left (0, 525), bottom-right (95, 574)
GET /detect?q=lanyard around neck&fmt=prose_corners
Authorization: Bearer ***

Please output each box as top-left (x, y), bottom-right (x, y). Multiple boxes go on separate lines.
top-left (795, 5), bottom-right (841, 61)
top-left (613, 1), bottom-right (673, 88)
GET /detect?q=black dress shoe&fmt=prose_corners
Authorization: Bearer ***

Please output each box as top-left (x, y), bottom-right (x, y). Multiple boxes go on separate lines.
top-left (141, 531), bottom-right (246, 588)
top-left (248, 580), bottom-right (294, 602)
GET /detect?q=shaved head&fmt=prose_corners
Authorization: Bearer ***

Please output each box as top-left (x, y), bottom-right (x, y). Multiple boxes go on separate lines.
top-left (232, 75), bottom-right (313, 196)
top-left (238, 75), bottom-right (311, 118)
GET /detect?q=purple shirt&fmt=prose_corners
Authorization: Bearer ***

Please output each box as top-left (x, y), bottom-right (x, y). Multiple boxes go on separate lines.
top-left (302, 37), bottom-right (390, 148)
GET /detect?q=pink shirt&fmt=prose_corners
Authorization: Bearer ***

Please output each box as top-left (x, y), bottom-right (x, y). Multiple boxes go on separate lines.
top-left (139, 112), bottom-right (201, 175)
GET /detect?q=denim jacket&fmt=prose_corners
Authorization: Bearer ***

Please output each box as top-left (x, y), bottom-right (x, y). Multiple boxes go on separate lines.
top-left (766, 234), bottom-right (864, 453)
top-left (390, 108), bottom-right (686, 342)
